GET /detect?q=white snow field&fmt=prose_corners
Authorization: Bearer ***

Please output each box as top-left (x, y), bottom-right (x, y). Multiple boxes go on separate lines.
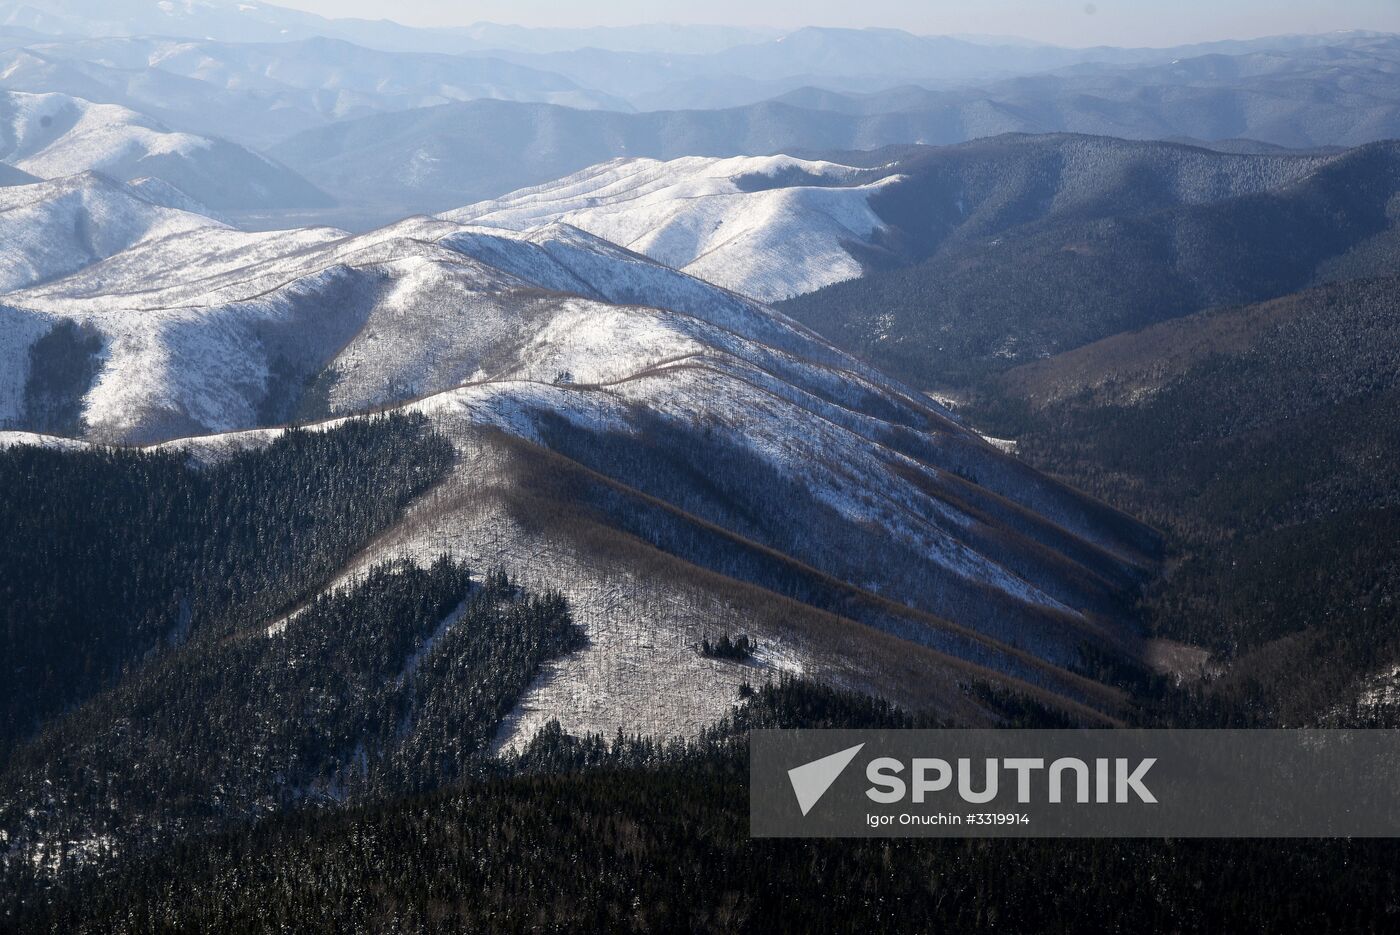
top-left (445, 155), bottom-right (900, 301)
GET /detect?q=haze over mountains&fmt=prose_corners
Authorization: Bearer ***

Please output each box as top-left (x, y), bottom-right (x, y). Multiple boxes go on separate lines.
top-left (7, 1), bottom-right (1388, 107)
top-left (0, 5), bottom-right (1397, 223)
top-left (485, 28), bottom-right (1400, 111)
top-left (252, 34), bottom-right (1400, 222)
top-left (0, 35), bottom-right (631, 147)
top-left (0, 1), bottom-right (778, 55)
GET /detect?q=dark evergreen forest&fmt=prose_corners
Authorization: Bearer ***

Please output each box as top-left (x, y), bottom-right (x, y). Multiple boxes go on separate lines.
top-left (967, 275), bottom-right (1400, 728)
top-left (8, 678), bottom-right (1400, 933)
top-left (1, 414), bottom-right (454, 759)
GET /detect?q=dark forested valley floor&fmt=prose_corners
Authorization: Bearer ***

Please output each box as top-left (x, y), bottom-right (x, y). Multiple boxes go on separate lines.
top-left (9, 679), bottom-right (1400, 934)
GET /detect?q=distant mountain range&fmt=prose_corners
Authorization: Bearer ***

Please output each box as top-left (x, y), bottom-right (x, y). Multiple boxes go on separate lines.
top-left (770, 36), bottom-right (1400, 146)
top-left (489, 28), bottom-right (1399, 111)
top-left (0, 35), bottom-right (632, 148)
top-left (0, 12), bottom-right (1393, 226)
top-left (0, 1), bottom-right (778, 55)
top-left (0, 2), bottom-right (1372, 56)
top-left (256, 35), bottom-right (1400, 224)
top-left (5, 3), bottom-right (1389, 110)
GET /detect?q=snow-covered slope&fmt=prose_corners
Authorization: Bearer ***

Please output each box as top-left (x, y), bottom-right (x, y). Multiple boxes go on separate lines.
top-left (125, 175), bottom-right (223, 218)
top-left (0, 89), bottom-right (328, 208)
top-left (3, 213), bottom-right (886, 438)
top-left (0, 171), bottom-right (226, 292)
top-left (2, 196), bottom-right (1158, 738)
top-left (445, 155), bottom-right (902, 302)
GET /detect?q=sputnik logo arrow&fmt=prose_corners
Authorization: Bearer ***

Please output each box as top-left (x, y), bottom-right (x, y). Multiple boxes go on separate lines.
top-left (787, 743), bottom-right (865, 816)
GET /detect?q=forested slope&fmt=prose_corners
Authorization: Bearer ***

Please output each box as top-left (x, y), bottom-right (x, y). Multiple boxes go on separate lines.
top-left (781, 138), bottom-right (1400, 387)
top-left (9, 679), bottom-right (1400, 934)
top-left (0, 414), bottom-right (452, 757)
top-left (968, 276), bottom-right (1400, 725)
top-left (0, 415), bottom-right (591, 870)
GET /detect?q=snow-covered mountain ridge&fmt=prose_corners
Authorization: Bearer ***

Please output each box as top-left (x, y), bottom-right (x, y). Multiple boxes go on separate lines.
top-left (1, 183), bottom-right (1158, 735)
top-left (446, 155), bottom-right (901, 301)
top-left (0, 88), bottom-right (327, 208)
top-left (0, 170), bottom-right (226, 293)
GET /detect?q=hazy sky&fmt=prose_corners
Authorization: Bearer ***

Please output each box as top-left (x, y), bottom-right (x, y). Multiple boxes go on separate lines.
top-left (271, 0), bottom-right (1400, 47)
